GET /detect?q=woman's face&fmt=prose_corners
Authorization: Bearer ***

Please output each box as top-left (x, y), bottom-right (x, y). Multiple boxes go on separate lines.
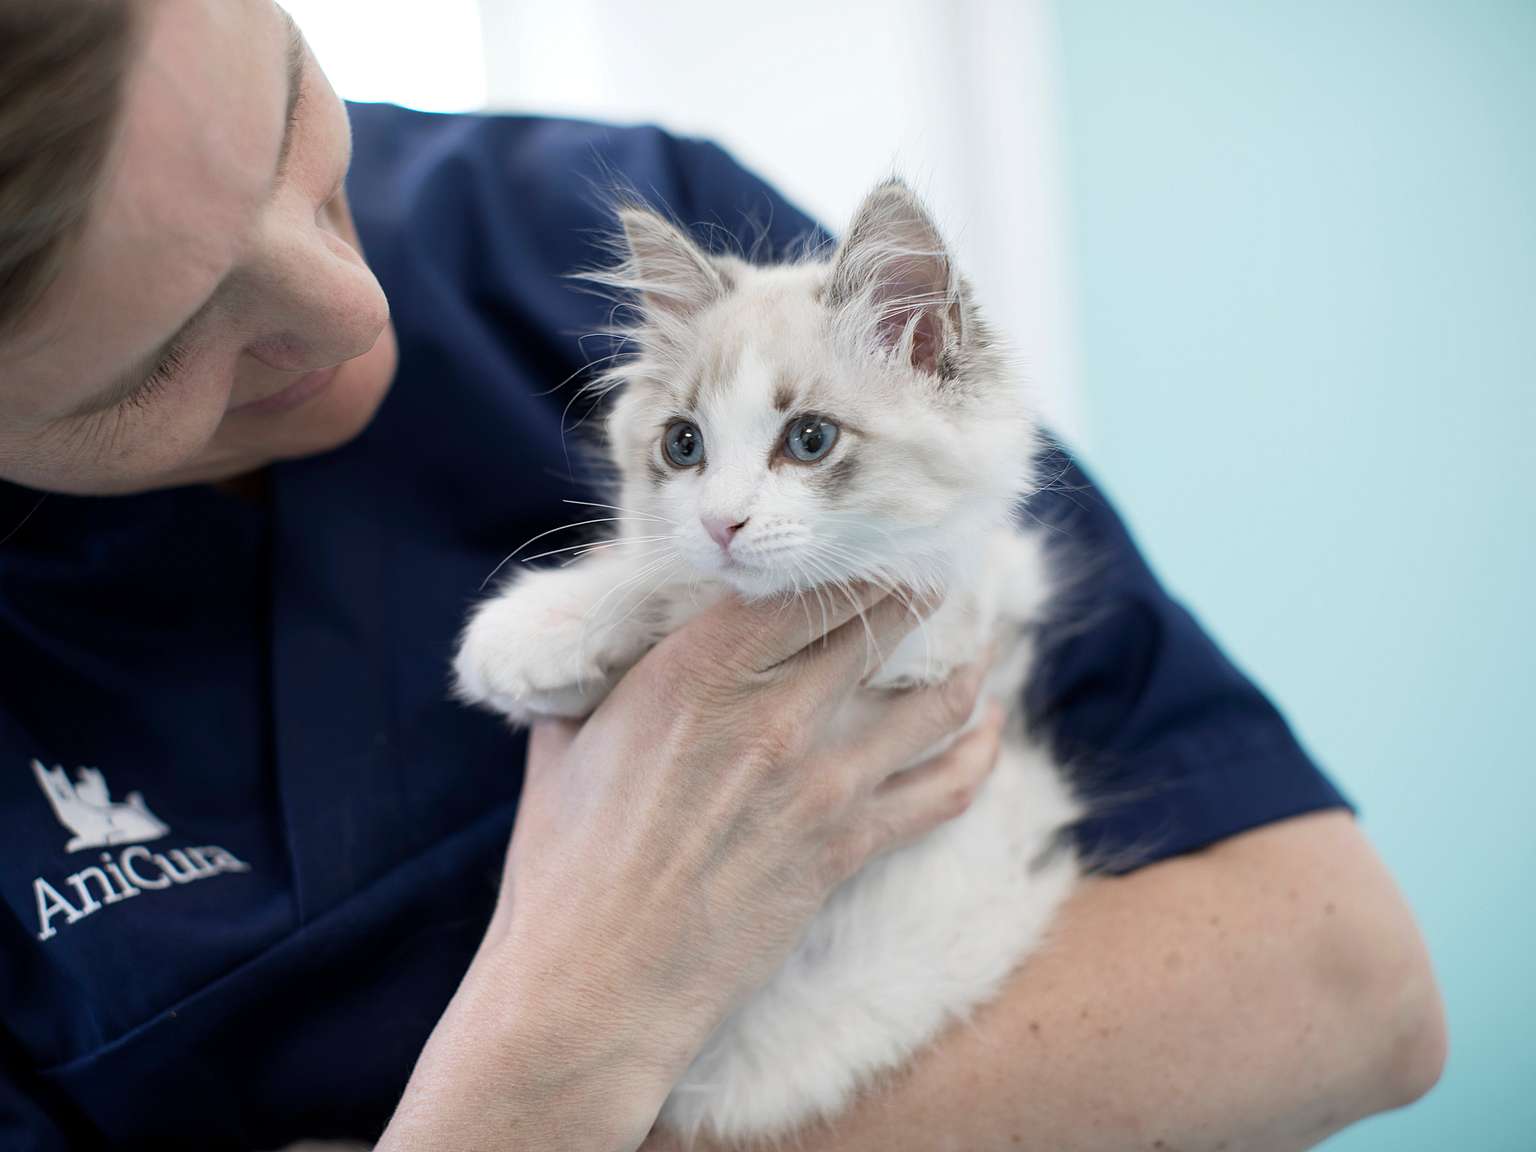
top-left (0, 0), bottom-right (397, 495)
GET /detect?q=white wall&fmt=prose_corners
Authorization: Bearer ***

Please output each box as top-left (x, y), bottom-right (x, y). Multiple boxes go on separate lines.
top-left (285, 0), bottom-right (1082, 440)
top-left (281, 0), bottom-right (486, 111)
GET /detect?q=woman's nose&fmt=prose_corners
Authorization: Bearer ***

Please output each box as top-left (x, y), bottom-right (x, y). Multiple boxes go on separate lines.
top-left (243, 225), bottom-right (390, 373)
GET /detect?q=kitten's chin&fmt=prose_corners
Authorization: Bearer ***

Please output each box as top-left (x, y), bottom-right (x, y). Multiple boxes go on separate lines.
top-left (681, 547), bottom-right (792, 599)
top-left (713, 564), bottom-right (795, 601)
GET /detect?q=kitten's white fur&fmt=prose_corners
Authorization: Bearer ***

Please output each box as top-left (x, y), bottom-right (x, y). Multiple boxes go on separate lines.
top-left (455, 180), bottom-right (1081, 1142)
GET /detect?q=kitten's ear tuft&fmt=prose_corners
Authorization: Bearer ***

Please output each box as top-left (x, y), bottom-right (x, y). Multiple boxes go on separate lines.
top-left (828, 180), bottom-right (961, 377)
top-left (619, 207), bottom-right (725, 322)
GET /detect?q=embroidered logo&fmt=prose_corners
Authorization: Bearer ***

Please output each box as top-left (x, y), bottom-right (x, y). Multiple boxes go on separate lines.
top-left (32, 760), bottom-right (170, 852)
top-left (26, 760), bottom-right (251, 942)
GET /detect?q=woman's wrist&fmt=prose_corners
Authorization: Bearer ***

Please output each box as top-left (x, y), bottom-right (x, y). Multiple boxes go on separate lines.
top-left (377, 938), bottom-right (684, 1152)
top-left (472, 938), bottom-right (688, 1130)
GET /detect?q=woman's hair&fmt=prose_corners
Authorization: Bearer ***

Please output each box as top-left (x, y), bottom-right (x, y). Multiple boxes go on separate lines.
top-left (0, 0), bottom-right (135, 337)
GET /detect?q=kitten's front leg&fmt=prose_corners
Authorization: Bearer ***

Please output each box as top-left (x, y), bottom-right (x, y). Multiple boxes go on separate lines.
top-left (454, 548), bottom-right (676, 724)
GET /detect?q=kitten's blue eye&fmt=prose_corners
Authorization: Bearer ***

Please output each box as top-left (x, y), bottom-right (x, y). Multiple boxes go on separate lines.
top-left (785, 415), bottom-right (839, 463)
top-left (664, 420), bottom-right (705, 468)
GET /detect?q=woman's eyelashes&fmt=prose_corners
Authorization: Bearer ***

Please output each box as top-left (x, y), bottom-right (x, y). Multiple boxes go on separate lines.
top-left (122, 338), bottom-right (192, 411)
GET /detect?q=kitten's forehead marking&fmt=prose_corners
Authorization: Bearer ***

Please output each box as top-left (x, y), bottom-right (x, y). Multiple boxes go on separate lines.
top-left (698, 344), bottom-right (791, 467)
top-left (772, 372), bottom-right (797, 413)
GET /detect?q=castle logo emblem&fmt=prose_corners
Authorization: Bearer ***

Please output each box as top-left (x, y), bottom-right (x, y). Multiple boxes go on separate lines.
top-left (32, 760), bottom-right (170, 852)
top-left (26, 760), bottom-right (250, 942)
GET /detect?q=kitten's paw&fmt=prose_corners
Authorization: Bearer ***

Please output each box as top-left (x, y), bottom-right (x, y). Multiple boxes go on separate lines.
top-left (454, 576), bottom-right (634, 723)
top-left (865, 592), bottom-right (980, 690)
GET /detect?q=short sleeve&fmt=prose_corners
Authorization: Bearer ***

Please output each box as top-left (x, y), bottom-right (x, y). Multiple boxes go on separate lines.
top-left (1024, 446), bottom-right (1351, 871)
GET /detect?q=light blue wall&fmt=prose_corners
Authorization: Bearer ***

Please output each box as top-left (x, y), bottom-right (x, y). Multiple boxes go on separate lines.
top-left (1052, 2), bottom-right (1534, 1148)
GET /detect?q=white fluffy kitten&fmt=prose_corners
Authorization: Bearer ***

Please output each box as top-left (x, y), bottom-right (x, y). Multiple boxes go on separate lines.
top-left (455, 179), bottom-right (1081, 1142)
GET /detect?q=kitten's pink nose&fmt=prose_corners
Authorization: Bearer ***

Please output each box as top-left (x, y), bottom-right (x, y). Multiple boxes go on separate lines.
top-left (702, 515), bottom-right (748, 551)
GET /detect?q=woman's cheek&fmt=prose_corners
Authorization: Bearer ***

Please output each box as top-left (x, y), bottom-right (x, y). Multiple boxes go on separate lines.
top-left (34, 370), bottom-right (230, 494)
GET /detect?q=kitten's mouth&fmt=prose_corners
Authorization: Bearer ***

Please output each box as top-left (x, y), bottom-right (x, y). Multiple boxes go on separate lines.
top-left (706, 553), bottom-right (777, 589)
top-left (710, 546), bottom-right (754, 571)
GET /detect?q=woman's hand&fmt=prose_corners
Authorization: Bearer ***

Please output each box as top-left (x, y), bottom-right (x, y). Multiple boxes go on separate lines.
top-left (380, 585), bottom-right (1004, 1152)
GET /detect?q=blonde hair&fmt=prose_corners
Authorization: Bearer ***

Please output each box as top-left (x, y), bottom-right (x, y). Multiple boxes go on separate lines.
top-left (0, 0), bottom-right (134, 337)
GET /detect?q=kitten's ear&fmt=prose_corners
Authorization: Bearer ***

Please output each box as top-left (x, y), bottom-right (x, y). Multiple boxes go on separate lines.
top-left (828, 179), bottom-right (961, 377)
top-left (619, 207), bottom-right (726, 322)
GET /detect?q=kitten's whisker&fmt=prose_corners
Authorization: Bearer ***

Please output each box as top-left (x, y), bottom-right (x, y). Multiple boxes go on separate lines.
top-left (585, 552), bottom-right (678, 628)
top-left (561, 539), bottom-right (675, 567)
top-left (574, 553), bottom-right (672, 676)
top-left (561, 498), bottom-right (678, 526)
top-left (784, 551), bottom-right (828, 644)
top-left (562, 539), bottom-right (675, 569)
top-left (801, 551), bottom-right (868, 664)
top-left (804, 541), bottom-right (937, 680)
top-left (785, 556), bottom-right (820, 644)
top-left (804, 539), bottom-right (899, 591)
top-left (529, 346), bottom-right (627, 400)
top-left (817, 582), bottom-right (836, 650)
top-left (604, 555), bottom-right (680, 636)
top-left (813, 541), bottom-right (937, 619)
top-left (520, 533), bottom-right (676, 565)
top-left (830, 571), bottom-right (883, 680)
top-left (558, 368), bottom-right (615, 447)
top-left (480, 516), bottom-right (645, 590)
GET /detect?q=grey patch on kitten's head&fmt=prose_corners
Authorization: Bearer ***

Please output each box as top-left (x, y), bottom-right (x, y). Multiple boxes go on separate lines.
top-left (583, 177), bottom-right (1041, 601)
top-left (772, 373), bottom-right (798, 413)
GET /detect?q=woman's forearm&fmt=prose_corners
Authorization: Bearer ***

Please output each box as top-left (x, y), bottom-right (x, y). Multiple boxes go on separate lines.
top-left (376, 945), bottom-right (676, 1152)
top-left (644, 810), bottom-right (1445, 1151)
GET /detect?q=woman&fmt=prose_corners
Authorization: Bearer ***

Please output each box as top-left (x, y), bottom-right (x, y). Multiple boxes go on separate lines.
top-left (0, 2), bottom-right (1445, 1150)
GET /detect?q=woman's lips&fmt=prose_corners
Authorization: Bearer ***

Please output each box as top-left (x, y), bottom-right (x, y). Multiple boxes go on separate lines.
top-left (228, 363), bottom-right (342, 416)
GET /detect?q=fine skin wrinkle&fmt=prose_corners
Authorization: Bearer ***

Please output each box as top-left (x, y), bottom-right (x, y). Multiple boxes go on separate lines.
top-left (455, 179), bottom-right (1082, 1141)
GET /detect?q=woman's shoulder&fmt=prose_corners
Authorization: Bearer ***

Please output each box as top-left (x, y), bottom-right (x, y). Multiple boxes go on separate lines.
top-left (343, 104), bottom-right (824, 288)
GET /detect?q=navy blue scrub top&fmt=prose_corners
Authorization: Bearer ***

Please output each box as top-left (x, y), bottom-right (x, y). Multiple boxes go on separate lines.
top-left (0, 104), bottom-right (1347, 1150)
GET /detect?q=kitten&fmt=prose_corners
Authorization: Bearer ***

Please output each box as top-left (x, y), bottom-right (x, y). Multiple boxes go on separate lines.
top-left (454, 179), bottom-right (1081, 1142)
